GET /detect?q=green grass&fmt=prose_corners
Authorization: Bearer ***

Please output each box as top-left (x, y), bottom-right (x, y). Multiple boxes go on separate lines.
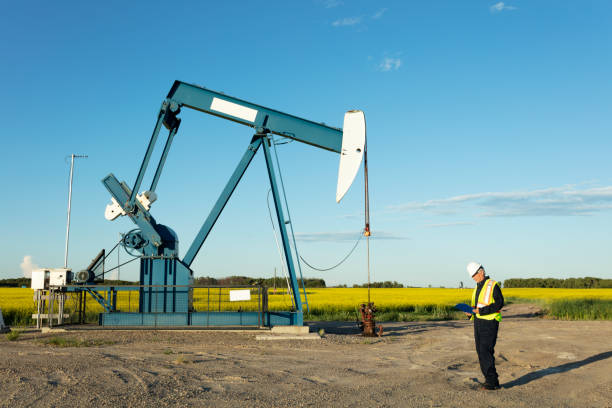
top-left (505, 297), bottom-right (612, 320)
top-left (6, 330), bottom-right (20, 341)
top-left (305, 304), bottom-right (465, 322)
top-left (41, 336), bottom-right (115, 347)
top-left (547, 299), bottom-right (612, 320)
top-left (5, 309), bottom-right (101, 327)
top-left (306, 298), bottom-right (612, 321)
top-left (3, 308), bottom-right (33, 326)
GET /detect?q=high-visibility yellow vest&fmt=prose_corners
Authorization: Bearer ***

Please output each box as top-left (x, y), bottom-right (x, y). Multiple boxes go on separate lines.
top-left (471, 278), bottom-right (502, 321)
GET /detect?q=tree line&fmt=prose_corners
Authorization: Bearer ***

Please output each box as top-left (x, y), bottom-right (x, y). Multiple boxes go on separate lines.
top-left (193, 276), bottom-right (327, 288)
top-left (0, 278), bottom-right (30, 287)
top-left (503, 277), bottom-right (612, 288)
top-left (350, 281), bottom-right (405, 288)
top-left (0, 276), bottom-right (327, 288)
top-left (3, 276), bottom-right (611, 289)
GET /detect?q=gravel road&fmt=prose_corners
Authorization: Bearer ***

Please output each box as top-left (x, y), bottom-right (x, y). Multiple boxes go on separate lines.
top-left (1, 304), bottom-right (610, 407)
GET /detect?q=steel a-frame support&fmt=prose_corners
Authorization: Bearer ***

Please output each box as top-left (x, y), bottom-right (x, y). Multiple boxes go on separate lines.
top-left (181, 133), bottom-right (303, 318)
top-left (261, 136), bottom-right (302, 314)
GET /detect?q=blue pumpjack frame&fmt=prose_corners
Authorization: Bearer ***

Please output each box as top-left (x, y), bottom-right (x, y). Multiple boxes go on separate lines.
top-left (95, 81), bottom-right (344, 326)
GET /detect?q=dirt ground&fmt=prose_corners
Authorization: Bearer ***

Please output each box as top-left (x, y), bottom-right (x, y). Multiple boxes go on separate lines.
top-left (1, 304), bottom-right (611, 408)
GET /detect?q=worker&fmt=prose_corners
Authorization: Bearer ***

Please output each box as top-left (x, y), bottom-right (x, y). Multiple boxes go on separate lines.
top-left (466, 261), bottom-right (504, 390)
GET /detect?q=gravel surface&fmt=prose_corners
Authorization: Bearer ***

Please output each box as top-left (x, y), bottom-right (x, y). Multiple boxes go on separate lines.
top-left (1, 304), bottom-right (611, 407)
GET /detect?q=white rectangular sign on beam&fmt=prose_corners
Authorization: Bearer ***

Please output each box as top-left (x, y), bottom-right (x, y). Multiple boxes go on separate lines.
top-left (210, 97), bottom-right (258, 123)
top-left (229, 289), bottom-right (251, 302)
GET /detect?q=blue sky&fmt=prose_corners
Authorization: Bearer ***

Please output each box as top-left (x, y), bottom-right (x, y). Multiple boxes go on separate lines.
top-left (1, 1), bottom-right (611, 287)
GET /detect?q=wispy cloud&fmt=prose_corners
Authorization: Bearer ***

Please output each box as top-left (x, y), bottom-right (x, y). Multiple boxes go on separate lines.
top-left (20, 255), bottom-right (38, 278)
top-left (390, 185), bottom-right (612, 217)
top-left (378, 57), bottom-right (401, 72)
top-left (323, 0), bottom-right (343, 8)
top-left (332, 16), bottom-right (362, 27)
top-left (490, 2), bottom-right (517, 13)
top-left (372, 8), bottom-right (388, 19)
top-left (425, 222), bottom-right (475, 228)
top-left (296, 231), bottom-right (406, 242)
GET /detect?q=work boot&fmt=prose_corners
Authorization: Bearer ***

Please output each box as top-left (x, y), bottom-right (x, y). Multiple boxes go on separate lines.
top-left (480, 383), bottom-right (501, 390)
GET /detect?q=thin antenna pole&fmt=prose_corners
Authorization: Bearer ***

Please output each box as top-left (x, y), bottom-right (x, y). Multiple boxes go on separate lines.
top-left (64, 154), bottom-right (87, 268)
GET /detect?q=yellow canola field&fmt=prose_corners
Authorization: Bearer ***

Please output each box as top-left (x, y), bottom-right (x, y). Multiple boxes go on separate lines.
top-left (0, 288), bottom-right (34, 310)
top-left (503, 288), bottom-right (612, 301)
top-left (268, 288), bottom-right (473, 311)
top-left (1, 287), bottom-right (611, 315)
top-left (269, 288), bottom-right (612, 312)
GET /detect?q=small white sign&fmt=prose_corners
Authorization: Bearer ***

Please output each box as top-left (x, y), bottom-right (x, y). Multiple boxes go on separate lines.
top-left (229, 289), bottom-right (251, 302)
top-left (210, 97), bottom-right (258, 122)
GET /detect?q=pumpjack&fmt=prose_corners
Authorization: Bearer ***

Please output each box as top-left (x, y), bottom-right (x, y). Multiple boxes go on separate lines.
top-left (84, 81), bottom-right (366, 326)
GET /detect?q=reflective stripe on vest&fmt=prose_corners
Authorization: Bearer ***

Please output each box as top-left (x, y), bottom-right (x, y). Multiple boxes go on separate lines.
top-left (471, 279), bottom-right (502, 321)
top-left (477, 280), bottom-right (495, 308)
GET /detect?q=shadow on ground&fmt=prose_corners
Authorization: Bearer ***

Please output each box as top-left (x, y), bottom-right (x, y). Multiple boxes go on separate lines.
top-left (306, 320), bottom-right (470, 336)
top-left (503, 351), bottom-right (612, 389)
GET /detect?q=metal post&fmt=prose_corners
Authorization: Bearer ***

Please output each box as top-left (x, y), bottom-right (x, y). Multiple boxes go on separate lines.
top-left (78, 290), bottom-right (83, 324)
top-left (262, 136), bottom-right (302, 313)
top-left (36, 290), bottom-right (42, 329)
top-left (150, 126), bottom-right (179, 192)
top-left (48, 290), bottom-right (54, 328)
top-left (64, 154), bottom-right (87, 268)
top-left (117, 234), bottom-right (120, 281)
top-left (58, 293), bottom-right (64, 325)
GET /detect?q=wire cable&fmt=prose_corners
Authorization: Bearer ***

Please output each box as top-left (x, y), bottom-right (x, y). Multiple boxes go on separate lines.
top-left (265, 186), bottom-right (364, 272)
top-left (92, 235), bottom-right (140, 280)
top-left (100, 256), bottom-right (139, 275)
top-left (298, 230), bottom-right (364, 272)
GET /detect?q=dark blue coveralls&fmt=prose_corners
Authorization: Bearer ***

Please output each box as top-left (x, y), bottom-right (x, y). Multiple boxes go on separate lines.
top-left (473, 276), bottom-right (504, 387)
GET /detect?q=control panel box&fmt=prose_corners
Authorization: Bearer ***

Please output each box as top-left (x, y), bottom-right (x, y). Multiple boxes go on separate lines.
top-left (49, 268), bottom-right (72, 287)
top-left (31, 269), bottom-right (49, 290)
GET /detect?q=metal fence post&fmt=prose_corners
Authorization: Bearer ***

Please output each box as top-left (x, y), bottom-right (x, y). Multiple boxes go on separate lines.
top-left (48, 290), bottom-right (54, 328)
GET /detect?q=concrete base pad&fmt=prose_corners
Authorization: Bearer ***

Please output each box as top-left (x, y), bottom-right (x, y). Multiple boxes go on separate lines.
top-left (256, 333), bottom-right (321, 341)
top-left (270, 325), bottom-right (310, 334)
top-left (41, 328), bottom-right (67, 334)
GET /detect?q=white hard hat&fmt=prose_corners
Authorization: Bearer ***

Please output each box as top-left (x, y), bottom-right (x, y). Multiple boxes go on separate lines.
top-left (467, 262), bottom-right (483, 277)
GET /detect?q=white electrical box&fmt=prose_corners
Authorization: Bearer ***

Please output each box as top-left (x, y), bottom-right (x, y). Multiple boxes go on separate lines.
top-left (31, 269), bottom-right (49, 290)
top-left (49, 268), bottom-right (72, 287)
